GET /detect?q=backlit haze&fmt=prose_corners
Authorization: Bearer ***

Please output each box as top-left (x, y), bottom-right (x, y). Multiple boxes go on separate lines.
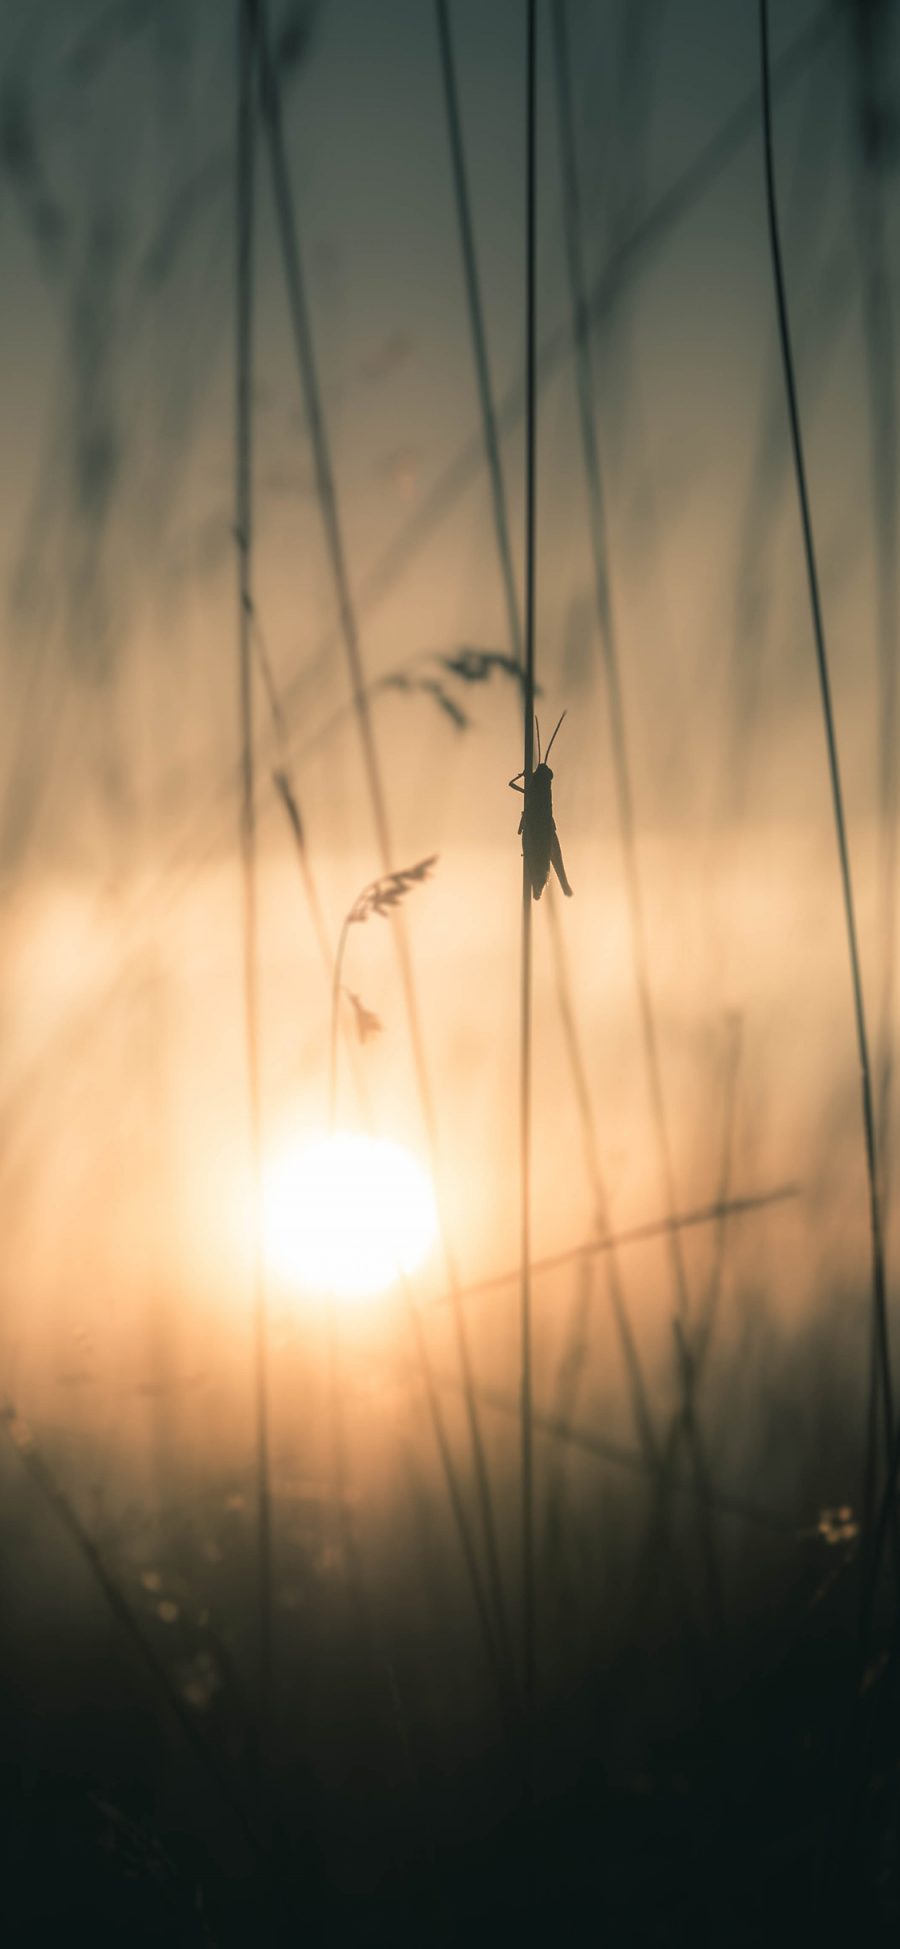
top-left (5, 3), bottom-right (900, 1933)
top-left (2, 0), bottom-right (893, 1449)
top-left (2, 15), bottom-right (900, 1928)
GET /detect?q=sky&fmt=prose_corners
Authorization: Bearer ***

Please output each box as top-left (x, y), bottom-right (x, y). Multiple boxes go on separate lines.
top-left (1, 0), bottom-right (899, 1490)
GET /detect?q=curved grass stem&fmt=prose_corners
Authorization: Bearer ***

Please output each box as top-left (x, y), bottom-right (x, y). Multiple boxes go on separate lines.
top-left (759, 0), bottom-right (897, 1598)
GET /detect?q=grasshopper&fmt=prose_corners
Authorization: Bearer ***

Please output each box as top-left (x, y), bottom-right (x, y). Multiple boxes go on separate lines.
top-left (509, 711), bottom-right (573, 900)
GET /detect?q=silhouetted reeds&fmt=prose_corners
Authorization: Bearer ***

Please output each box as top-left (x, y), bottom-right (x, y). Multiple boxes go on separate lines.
top-left (552, 0), bottom-right (722, 1624)
top-left (759, 0), bottom-right (897, 1601)
top-left (0, 1400), bottom-right (273, 1877)
top-left (847, 0), bottom-right (900, 1577)
top-left (7, 5), bottom-right (900, 1938)
top-left (250, 0), bottom-right (516, 1694)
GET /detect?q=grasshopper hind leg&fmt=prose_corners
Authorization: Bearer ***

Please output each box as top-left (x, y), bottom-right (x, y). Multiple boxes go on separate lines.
top-left (550, 827), bottom-right (573, 897)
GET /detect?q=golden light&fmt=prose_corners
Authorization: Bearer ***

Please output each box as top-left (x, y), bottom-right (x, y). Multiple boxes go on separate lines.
top-left (261, 1132), bottom-right (438, 1304)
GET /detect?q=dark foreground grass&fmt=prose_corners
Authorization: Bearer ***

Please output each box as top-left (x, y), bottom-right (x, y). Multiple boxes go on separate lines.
top-left (3, 1578), bottom-right (897, 1946)
top-left (3, 1358), bottom-right (900, 1949)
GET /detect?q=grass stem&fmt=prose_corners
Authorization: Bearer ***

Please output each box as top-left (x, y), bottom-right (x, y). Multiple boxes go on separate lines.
top-left (235, 0), bottom-right (272, 1723)
top-left (520, 0), bottom-right (537, 1720)
top-left (759, 0), bottom-right (897, 1594)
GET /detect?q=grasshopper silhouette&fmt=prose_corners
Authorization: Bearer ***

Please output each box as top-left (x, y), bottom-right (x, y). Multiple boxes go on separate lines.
top-left (509, 710), bottom-right (573, 900)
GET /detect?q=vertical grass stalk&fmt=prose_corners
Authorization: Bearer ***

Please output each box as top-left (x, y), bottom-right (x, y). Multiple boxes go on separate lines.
top-left (235, 0), bottom-right (272, 1715)
top-left (251, 0), bottom-right (514, 1689)
top-left (759, 0), bottom-right (896, 1580)
top-left (551, 0), bottom-right (721, 1623)
top-left (520, 0), bottom-right (537, 1716)
top-left (436, 0), bottom-right (657, 1483)
top-left (848, 26), bottom-right (900, 1551)
top-left (328, 874), bottom-right (513, 1720)
top-left (1, 1405), bottom-right (272, 1874)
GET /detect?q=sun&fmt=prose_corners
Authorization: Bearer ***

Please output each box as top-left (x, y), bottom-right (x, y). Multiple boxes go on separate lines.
top-left (261, 1131), bottom-right (438, 1304)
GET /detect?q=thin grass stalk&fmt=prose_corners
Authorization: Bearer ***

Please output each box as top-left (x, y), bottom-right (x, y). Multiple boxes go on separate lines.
top-left (234, 0), bottom-right (272, 1719)
top-left (519, 0), bottom-right (537, 1717)
top-left (435, 0), bottom-right (656, 1479)
top-left (323, 912), bottom-right (374, 1614)
top-left (546, 888), bottom-right (658, 1462)
top-left (435, 0), bottom-right (522, 661)
top-left (630, 1019), bottom-right (743, 1616)
top-left (759, 0), bottom-right (897, 1591)
top-left (550, 0), bottom-right (683, 1319)
top-left (274, 762), bottom-right (348, 981)
top-left (267, 724), bottom-right (511, 1717)
top-left (849, 43), bottom-right (900, 1549)
top-left (551, 0), bottom-right (721, 1620)
top-left (0, 1404), bottom-right (274, 1878)
top-left (723, 38), bottom-right (846, 829)
top-left (432, 1180), bottom-right (800, 1312)
top-left (849, 0), bottom-right (900, 1209)
top-left (542, 1257), bottom-right (594, 1583)
top-left (399, 1374), bottom-right (797, 1537)
top-left (328, 875), bottom-right (513, 1723)
top-left (269, 754), bottom-right (375, 1123)
top-left (404, 1296), bottom-right (517, 1728)
top-left (252, 0), bottom-right (514, 1691)
top-left (692, 1017), bottom-right (744, 1370)
top-left (329, 912), bottom-right (352, 1130)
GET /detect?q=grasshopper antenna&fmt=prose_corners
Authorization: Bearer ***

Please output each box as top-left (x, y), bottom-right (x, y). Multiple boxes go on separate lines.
top-left (544, 710), bottom-right (567, 763)
top-left (535, 714), bottom-right (541, 767)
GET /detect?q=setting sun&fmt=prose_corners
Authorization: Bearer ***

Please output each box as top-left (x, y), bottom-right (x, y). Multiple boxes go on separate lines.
top-left (261, 1132), bottom-right (438, 1303)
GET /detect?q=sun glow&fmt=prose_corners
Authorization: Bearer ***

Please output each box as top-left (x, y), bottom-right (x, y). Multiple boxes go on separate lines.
top-left (261, 1132), bottom-right (438, 1303)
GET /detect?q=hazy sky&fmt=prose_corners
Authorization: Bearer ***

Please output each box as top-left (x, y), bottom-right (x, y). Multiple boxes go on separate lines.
top-left (1, 0), bottom-right (879, 869)
top-left (2, 1), bottom-right (900, 1436)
